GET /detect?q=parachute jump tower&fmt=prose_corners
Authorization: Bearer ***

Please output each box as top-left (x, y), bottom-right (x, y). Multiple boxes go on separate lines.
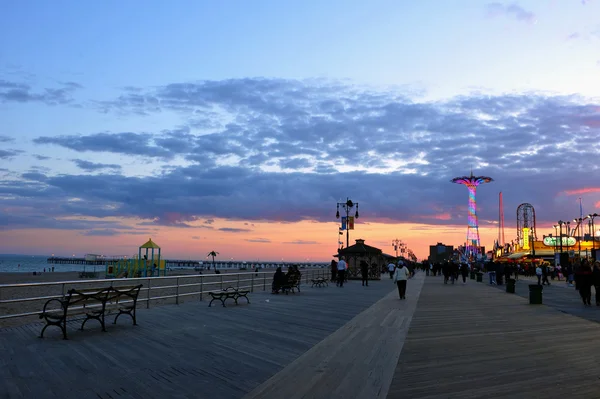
top-left (451, 171), bottom-right (493, 259)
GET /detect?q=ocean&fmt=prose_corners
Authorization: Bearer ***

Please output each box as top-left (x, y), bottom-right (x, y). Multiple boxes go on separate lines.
top-left (0, 254), bottom-right (102, 273)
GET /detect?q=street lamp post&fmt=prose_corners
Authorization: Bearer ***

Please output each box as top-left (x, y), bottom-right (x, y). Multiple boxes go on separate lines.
top-left (392, 238), bottom-right (402, 258)
top-left (589, 213), bottom-right (599, 253)
top-left (574, 218), bottom-right (583, 259)
top-left (336, 198), bottom-right (359, 249)
top-left (553, 225), bottom-right (559, 257)
top-left (558, 220), bottom-right (565, 256)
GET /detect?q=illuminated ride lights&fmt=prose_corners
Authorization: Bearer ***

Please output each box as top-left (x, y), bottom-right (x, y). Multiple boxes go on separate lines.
top-left (451, 172), bottom-right (493, 259)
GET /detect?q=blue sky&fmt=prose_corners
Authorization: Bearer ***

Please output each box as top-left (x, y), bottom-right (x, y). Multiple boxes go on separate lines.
top-left (1, 1), bottom-right (600, 258)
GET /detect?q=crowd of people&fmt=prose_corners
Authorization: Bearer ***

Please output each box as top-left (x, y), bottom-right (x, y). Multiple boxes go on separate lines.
top-left (271, 265), bottom-right (302, 294)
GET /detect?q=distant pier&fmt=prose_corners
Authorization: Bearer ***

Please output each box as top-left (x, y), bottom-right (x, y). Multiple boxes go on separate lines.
top-left (46, 257), bottom-right (325, 268)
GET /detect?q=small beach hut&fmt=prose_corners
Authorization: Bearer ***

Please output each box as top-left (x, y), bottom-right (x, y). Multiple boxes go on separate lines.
top-left (336, 239), bottom-right (384, 280)
top-left (139, 238), bottom-right (163, 277)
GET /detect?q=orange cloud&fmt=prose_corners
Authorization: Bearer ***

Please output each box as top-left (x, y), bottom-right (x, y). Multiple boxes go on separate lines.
top-left (564, 188), bottom-right (600, 195)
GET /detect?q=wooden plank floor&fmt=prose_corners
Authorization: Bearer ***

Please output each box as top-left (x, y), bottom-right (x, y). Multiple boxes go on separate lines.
top-left (388, 276), bottom-right (600, 399)
top-left (244, 274), bottom-right (425, 399)
top-left (0, 278), bottom-right (394, 399)
top-left (489, 276), bottom-right (600, 324)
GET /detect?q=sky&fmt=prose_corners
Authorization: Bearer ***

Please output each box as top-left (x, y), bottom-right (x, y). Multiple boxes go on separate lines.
top-left (1, 0), bottom-right (600, 261)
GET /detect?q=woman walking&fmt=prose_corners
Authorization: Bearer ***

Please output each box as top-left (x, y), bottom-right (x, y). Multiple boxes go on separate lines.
top-left (393, 261), bottom-right (410, 299)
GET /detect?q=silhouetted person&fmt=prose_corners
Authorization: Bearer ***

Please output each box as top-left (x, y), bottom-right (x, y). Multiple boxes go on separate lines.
top-left (393, 261), bottom-right (410, 299)
top-left (331, 260), bottom-right (338, 282)
top-left (577, 263), bottom-right (593, 306)
top-left (272, 267), bottom-right (286, 294)
top-left (593, 262), bottom-right (600, 306)
top-left (337, 257), bottom-right (347, 287)
top-left (360, 260), bottom-right (369, 286)
top-left (460, 263), bottom-right (468, 283)
top-left (541, 264), bottom-right (551, 285)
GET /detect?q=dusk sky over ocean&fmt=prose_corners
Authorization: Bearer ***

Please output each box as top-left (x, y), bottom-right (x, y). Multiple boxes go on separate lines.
top-left (1, 0), bottom-right (600, 261)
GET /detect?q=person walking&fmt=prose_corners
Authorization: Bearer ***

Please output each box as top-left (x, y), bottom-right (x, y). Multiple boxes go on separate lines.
top-left (360, 260), bottom-right (369, 286)
top-left (593, 262), bottom-right (600, 306)
top-left (535, 264), bottom-right (542, 285)
top-left (330, 259), bottom-right (338, 283)
top-left (577, 263), bottom-right (593, 306)
top-left (541, 263), bottom-right (551, 286)
top-left (388, 262), bottom-right (395, 279)
top-left (337, 257), bottom-right (347, 287)
top-left (460, 263), bottom-right (469, 284)
top-left (393, 261), bottom-right (410, 299)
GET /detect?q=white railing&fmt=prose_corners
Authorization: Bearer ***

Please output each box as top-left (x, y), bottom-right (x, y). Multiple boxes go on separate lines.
top-left (0, 268), bottom-right (328, 322)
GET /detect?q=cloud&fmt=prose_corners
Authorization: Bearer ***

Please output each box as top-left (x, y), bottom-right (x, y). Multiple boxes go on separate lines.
top-left (81, 229), bottom-right (121, 236)
top-left (191, 236), bottom-right (201, 240)
top-left (0, 80), bottom-right (81, 105)
top-left (245, 238), bottom-right (271, 243)
top-left (34, 132), bottom-right (175, 159)
top-left (33, 154), bottom-right (51, 161)
top-left (4, 77), bottom-right (600, 233)
top-left (0, 149), bottom-right (23, 159)
top-left (283, 240), bottom-right (319, 245)
top-left (73, 159), bottom-right (122, 171)
top-left (219, 227), bottom-right (252, 233)
top-left (486, 3), bottom-right (535, 23)
top-left (0, 135), bottom-right (15, 143)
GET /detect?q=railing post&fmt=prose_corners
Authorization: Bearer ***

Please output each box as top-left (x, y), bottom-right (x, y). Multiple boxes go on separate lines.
top-left (146, 278), bottom-right (151, 309)
top-left (251, 273), bottom-right (254, 293)
top-left (200, 275), bottom-right (203, 301)
top-left (176, 277), bottom-right (180, 305)
top-left (220, 275), bottom-right (223, 290)
top-left (263, 273), bottom-right (266, 291)
top-left (237, 274), bottom-right (240, 289)
top-left (62, 283), bottom-right (66, 297)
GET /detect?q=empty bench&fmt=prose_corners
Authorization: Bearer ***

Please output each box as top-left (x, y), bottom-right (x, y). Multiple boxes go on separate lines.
top-left (208, 286), bottom-right (250, 307)
top-left (311, 277), bottom-right (328, 288)
top-left (39, 284), bottom-right (142, 340)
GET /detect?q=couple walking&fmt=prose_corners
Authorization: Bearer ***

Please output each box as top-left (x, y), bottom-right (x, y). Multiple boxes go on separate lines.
top-left (391, 260), bottom-right (410, 299)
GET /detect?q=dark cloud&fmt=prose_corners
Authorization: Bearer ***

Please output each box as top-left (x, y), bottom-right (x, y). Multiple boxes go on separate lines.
top-left (245, 238), bottom-right (271, 243)
top-left (219, 227), bottom-right (252, 233)
top-left (0, 149), bottom-right (22, 159)
top-left (73, 159), bottom-right (122, 171)
top-left (81, 229), bottom-right (121, 236)
top-left (0, 135), bottom-right (15, 143)
top-left (33, 154), bottom-right (51, 161)
top-left (34, 132), bottom-right (174, 159)
top-left (0, 79), bottom-right (81, 105)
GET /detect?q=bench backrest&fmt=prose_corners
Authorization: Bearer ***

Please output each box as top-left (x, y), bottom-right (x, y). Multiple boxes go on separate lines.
top-left (108, 284), bottom-right (143, 302)
top-left (65, 287), bottom-right (111, 309)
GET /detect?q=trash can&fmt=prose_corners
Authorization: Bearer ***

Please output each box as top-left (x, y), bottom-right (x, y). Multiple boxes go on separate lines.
top-left (470, 271), bottom-right (475, 280)
top-left (528, 284), bottom-right (543, 304)
top-left (476, 272), bottom-right (483, 282)
top-left (506, 278), bottom-right (516, 294)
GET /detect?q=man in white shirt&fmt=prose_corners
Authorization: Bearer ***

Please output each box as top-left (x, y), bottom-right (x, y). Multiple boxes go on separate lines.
top-left (388, 262), bottom-right (395, 279)
top-left (337, 257), bottom-right (347, 287)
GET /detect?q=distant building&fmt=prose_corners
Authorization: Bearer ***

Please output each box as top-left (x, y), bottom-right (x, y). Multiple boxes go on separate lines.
top-left (429, 242), bottom-right (454, 263)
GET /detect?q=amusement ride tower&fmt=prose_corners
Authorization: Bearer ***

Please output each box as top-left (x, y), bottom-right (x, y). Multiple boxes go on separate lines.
top-left (451, 171), bottom-right (493, 259)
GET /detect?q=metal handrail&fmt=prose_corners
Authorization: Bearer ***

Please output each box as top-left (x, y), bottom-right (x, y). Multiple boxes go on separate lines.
top-left (0, 268), bottom-right (327, 321)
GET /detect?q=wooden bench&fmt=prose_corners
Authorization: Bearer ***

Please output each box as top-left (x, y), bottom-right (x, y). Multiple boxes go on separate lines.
top-left (39, 284), bottom-right (142, 340)
top-left (281, 274), bottom-right (302, 294)
top-left (208, 286), bottom-right (250, 307)
top-left (311, 277), bottom-right (328, 288)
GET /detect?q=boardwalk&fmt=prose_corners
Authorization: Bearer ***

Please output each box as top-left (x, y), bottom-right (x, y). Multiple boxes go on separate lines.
top-left (5, 272), bottom-right (600, 398)
top-left (388, 276), bottom-right (600, 399)
top-left (0, 277), bottom-right (397, 399)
